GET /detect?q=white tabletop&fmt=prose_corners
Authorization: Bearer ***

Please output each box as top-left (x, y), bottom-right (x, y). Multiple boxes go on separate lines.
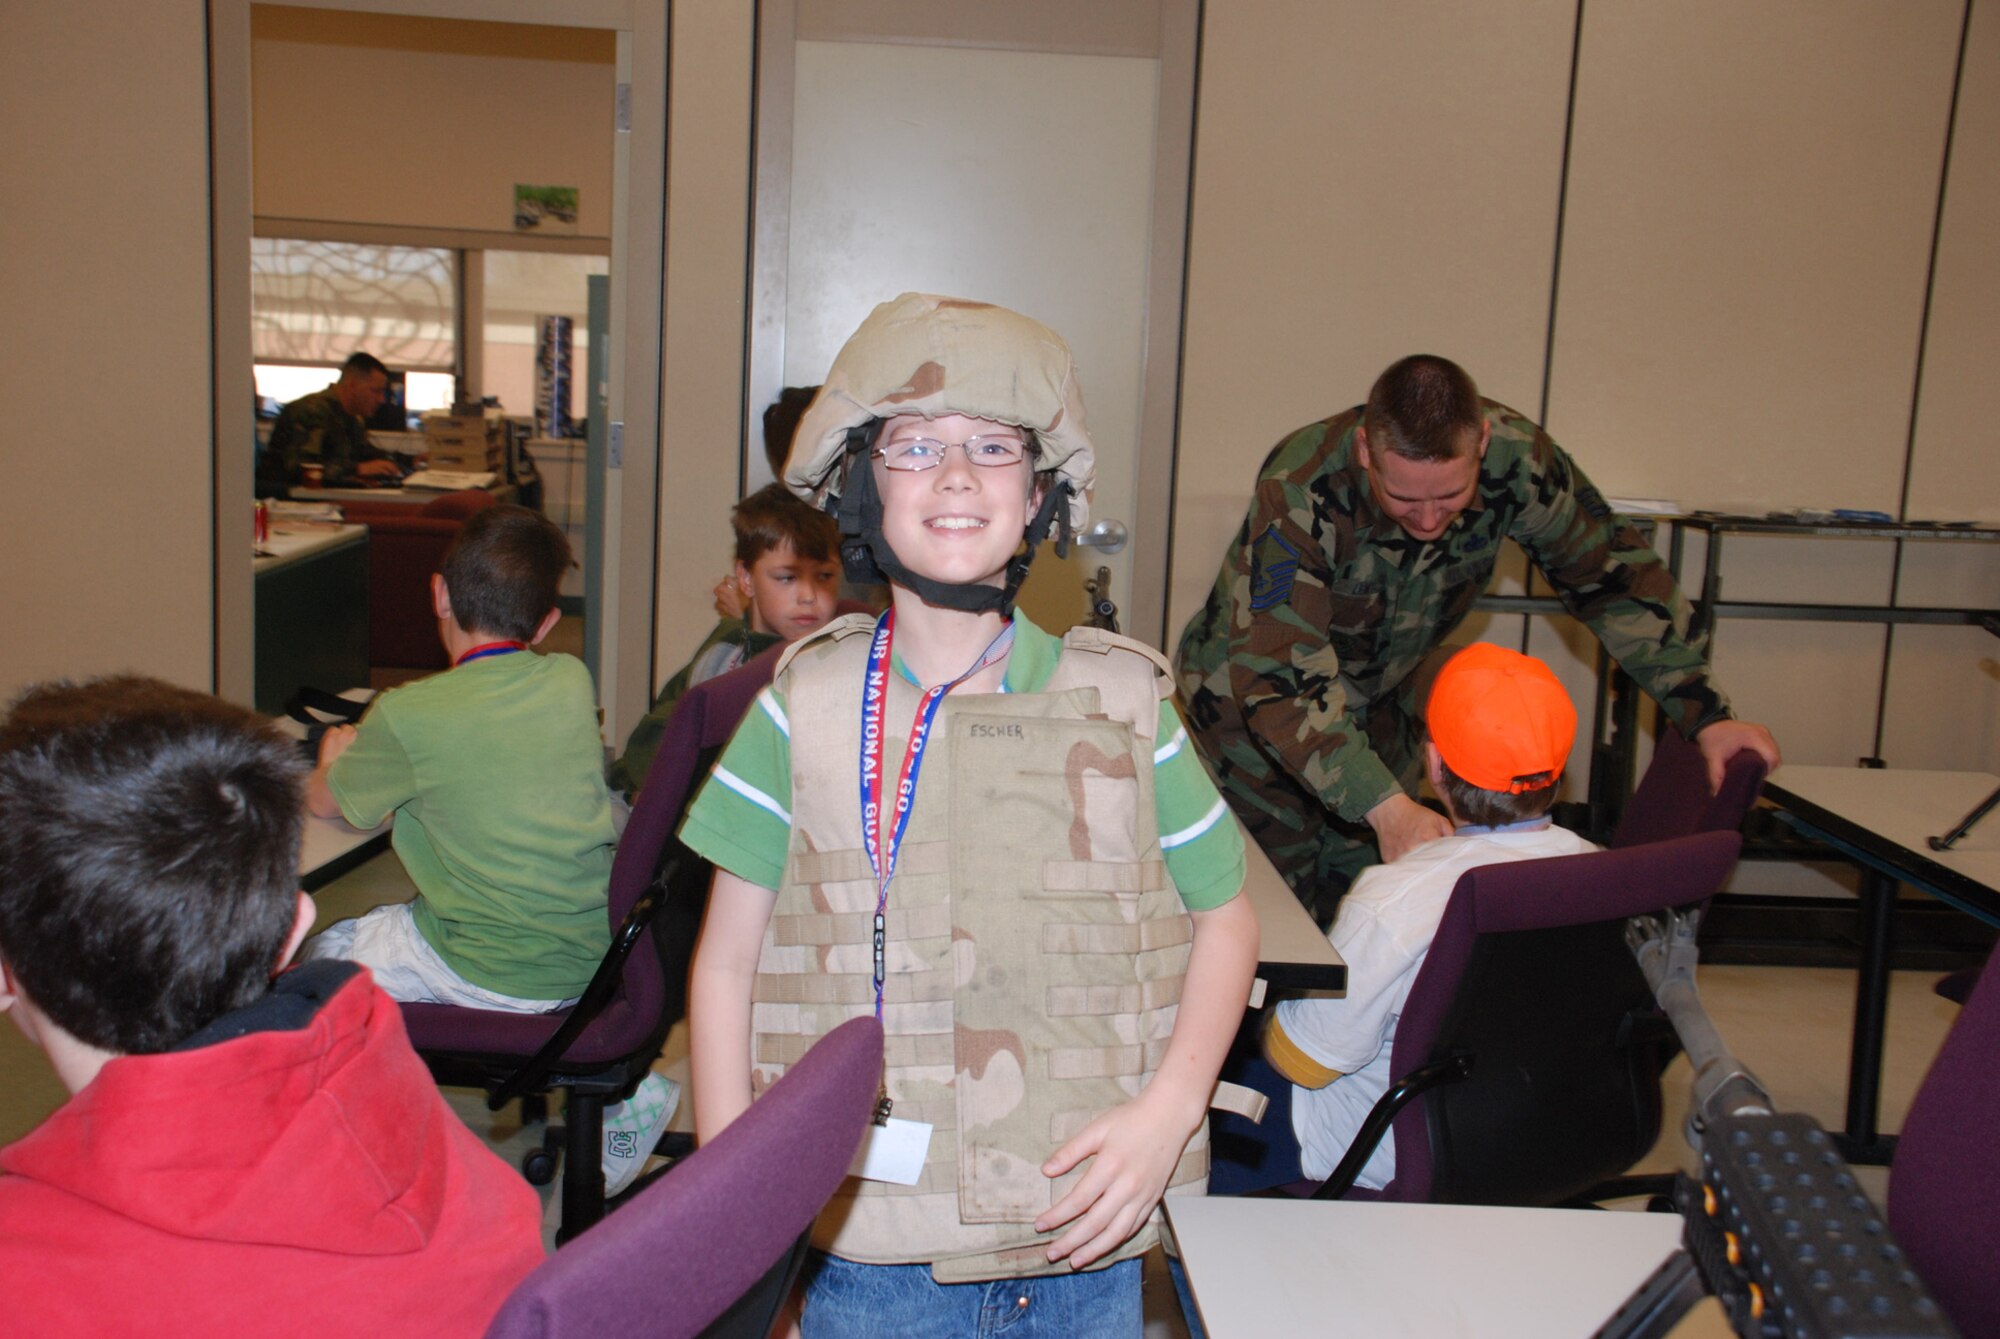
top-left (287, 484), bottom-right (429, 506)
top-left (270, 688), bottom-right (390, 887)
top-left (300, 810), bottom-right (388, 883)
top-left (252, 523), bottom-right (367, 573)
top-left (1762, 764), bottom-right (2000, 908)
top-left (1238, 827), bottom-right (1345, 1001)
top-left (1166, 1197), bottom-right (1684, 1338)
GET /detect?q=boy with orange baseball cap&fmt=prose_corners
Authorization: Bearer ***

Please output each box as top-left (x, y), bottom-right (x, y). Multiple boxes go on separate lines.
top-left (1217, 642), bottom-right (1594, 1193)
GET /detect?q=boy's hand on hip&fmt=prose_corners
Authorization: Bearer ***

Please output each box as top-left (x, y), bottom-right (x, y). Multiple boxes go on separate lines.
top-left (1035, 1089), bottom-right (1199, 1269)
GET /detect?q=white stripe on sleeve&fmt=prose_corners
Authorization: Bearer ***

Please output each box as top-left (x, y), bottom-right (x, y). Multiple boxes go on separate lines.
top-left (1154, 723), bottom-right (1187, 766)
top-left (1160, 797), bottom-right (1228, 850)
top-left (756, 688), bottom-right (790, 738)
top-left (710, 765), bottom-right (792, 826)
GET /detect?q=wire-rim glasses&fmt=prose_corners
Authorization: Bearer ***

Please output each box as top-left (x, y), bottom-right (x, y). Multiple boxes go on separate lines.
top-left (871, 435), bottom-right (1030, 472)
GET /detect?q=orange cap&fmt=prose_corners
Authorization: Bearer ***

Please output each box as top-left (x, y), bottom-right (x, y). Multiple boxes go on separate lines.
top-left (1427, 643), bottom-right (1576, 794)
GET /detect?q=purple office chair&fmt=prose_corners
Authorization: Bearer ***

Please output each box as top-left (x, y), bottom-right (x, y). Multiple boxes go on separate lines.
top-left (401, 645), bottom-right (785, 1240)
top-left (1297, 831), bottom-right (1743, 1205)
top-left (1887, 945), bottom-right (2000, 1338)
top-left (485, 1015), bottom-right (884, 1339)
top-left (1611, 726), bottom-right (1768, 849)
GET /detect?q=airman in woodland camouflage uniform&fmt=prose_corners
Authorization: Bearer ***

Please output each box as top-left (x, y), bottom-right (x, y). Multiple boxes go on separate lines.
top-left (256, 351), bottom-right (402, 496)
top-left (1176, 355), bottom-right (1779, 924)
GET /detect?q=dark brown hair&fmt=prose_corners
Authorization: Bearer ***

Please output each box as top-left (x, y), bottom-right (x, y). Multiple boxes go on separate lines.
top-left (733, 482), bottom-right (840, 566)
top-left (439, 504), bottom-right (572, 639)
top-left (1435, 756), bottom-right (1560, 828)
top-left (0, 677), bottom-right (304, 1054)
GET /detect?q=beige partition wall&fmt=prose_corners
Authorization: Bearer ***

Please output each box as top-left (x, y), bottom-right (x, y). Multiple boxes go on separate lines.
top-left (1548, 0), bottom-right (1965, 772)
top-left (654, 1), bottom-right (758, 684)
top-left (1173, 0), bottom-right (1996, 789)
top-left (1172, 0), bottom-right (1578, 638)
top-left (1, 3), bottom-right (218, 700)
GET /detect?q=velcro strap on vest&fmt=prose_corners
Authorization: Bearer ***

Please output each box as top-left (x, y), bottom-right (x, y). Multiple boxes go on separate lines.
top-left (1045, 1039), bottom-right (1170, 1080)
top-left (1168, 1140), bottom-right (1209, 1187)
top-left (790, 841), bottom-right (949, 886)
top-left (772, 903), bottom-right (952, 946)
top-left (1040, 867), bottom-right (1168, 895)
top-left (1041, 918), bottom-right (1193, 955)
top-left (753, 969), bottom-right (955, 1005)
top-left (930, 1244), bottom-right (1065, 1286)
top-left (1210, 1080), bottom-right (1269, 1124)
top-left (1039, 859), bottom-right (1166, 894)
top-left (1044, 978), bottom-right (1182, 1018)
top-left (758, 1031), bottom-right (955, 1068)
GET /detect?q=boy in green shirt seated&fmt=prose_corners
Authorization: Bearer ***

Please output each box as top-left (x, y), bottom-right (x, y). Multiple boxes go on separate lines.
top-left (306, 504), bottom-right (672, 1195)
top-left (607, 483), bottom-right (841, 796)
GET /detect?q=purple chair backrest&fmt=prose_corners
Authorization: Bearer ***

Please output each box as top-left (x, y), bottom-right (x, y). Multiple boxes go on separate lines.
top-left (483, 1015), bottom-right (884, 1339)
top-left (1887, 946), bottom-right (2000, 1337)
top-left (1379, 830), bottom-right (1744, 1202)
top-left (1611, 728), bottom-right (1767, 849)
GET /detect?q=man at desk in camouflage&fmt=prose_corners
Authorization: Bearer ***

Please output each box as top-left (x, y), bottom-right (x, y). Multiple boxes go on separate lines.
top-left (1175, 354), bottom-right (1780, 923)
top-left (257, 351), bottom-right (405, 497)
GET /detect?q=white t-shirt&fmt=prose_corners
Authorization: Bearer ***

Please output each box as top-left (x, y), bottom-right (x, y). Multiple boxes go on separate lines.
top-left (1277, 822), bottom-right (1600, 1188)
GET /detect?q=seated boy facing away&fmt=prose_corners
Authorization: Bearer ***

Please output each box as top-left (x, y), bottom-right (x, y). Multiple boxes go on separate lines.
top-left (0, 677), bottom-right (543, 1338)
top-left (607, 483), bottom-right (841, 796)
top-left (685, 294), bottom-right (1261, 1338)
top-left (305, 504), bottom-right (673, 1195)
top-left (1247, 643), bottom-right (1593, 1192)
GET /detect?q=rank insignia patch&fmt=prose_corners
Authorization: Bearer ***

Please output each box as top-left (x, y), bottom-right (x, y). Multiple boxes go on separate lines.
top-left (1249, 528), bottom-right (1301, 611)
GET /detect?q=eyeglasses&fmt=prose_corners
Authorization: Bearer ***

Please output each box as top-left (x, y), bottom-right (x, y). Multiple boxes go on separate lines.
top-left (872, 435), bottom-right (1029, 472)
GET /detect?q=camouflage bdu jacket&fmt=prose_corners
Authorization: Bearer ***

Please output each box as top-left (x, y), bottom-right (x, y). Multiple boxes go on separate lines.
top-left (1175, 399), bottom-right (1729, 848)
top-left (258, 387), bottom-right (389, 495)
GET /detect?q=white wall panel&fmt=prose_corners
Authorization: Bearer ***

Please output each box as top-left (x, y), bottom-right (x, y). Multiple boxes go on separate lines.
top-left (1548, 1), bottom-right (1961, 511)
top-left (1906, 1), bottom-right (2000, 524)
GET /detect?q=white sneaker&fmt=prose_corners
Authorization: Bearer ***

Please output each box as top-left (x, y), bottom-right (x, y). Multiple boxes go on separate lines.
top-left (601, 1072), bottom-right (679, 1198)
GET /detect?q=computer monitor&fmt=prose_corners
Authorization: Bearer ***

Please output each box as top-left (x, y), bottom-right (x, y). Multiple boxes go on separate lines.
top-left (365, 370), bottom-right (409, 432)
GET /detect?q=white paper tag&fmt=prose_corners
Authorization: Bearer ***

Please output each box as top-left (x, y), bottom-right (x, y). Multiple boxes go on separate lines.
top-left (849, 1117), bottom-right (933, 1185)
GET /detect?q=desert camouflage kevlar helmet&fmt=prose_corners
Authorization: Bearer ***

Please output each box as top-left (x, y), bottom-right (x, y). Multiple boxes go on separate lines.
top-left (783, 293), bottom-right (1096, 535)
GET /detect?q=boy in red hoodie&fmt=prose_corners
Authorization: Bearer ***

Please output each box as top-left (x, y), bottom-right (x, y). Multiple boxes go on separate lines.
top-left (0, 677), bottom-right (544, 1338)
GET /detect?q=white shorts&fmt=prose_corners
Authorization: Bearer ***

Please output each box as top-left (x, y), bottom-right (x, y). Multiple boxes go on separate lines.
top-left (305, 901), bottom-right (577, 1013)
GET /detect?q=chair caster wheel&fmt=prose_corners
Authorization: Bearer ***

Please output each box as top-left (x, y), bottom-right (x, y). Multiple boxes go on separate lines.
top-left (521, 1147), bottom-right (559, 1185)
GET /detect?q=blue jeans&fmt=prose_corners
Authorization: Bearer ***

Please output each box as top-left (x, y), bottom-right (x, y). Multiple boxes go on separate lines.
top-left (802, 1252), bottom-right (1142, 1339)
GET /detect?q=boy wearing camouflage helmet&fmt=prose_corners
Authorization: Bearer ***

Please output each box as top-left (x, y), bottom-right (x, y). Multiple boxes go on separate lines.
top-left (683, 294), bottom-right (1260, 1336)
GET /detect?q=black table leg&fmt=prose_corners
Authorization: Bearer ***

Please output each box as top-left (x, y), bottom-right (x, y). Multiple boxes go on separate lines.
top-left (1837, 868), bottom-right (1900, 1165)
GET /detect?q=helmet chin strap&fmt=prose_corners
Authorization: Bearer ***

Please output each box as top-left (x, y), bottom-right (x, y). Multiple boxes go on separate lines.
top-left (833, 451), bottom-right (1074, 620)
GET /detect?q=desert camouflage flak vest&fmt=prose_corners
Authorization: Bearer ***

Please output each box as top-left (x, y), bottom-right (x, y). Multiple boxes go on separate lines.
top-left (751, 616), bottom-right (1212, 1283)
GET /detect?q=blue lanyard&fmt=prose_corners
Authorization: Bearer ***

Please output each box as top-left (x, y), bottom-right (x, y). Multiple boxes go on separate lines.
top-left (857, 610), bottom-right (1015, 1019)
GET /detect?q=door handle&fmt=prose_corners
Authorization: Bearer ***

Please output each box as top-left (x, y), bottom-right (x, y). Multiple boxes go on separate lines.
top-left (1075, 518), bottom-right (1128, 555)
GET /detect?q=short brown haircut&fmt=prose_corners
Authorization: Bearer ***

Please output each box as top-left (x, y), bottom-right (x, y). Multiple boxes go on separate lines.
top-left (1364, 355), bottom-right (1484, 462)
top-left (439, 504), bottom-right (572, 639)
top-left (733, 482), bottom-right (839, 566)
top-left (1434, 756), bottom-right (1561, 828)
top-left (0, 677), bottom-right (304, 1054)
